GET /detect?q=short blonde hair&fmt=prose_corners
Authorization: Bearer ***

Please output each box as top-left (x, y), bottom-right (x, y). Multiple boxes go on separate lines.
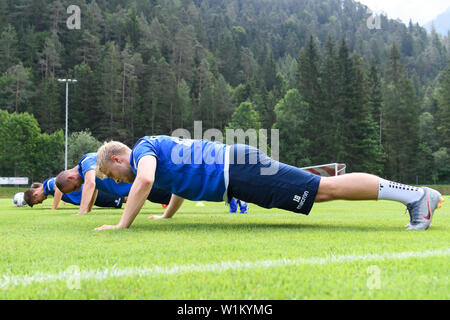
top-left (96, 141), bottom-right (131, 178)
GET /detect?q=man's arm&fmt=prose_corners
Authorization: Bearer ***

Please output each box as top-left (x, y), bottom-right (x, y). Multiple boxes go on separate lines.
top-left (52, 186), bottom-right (63, 210)
top-left (149, 194), bottom-right (184, 220)
top-left (87, 189), bottom-right (98, 212)
top-left (94, 155), bottom-right (156, 231)
top-left (78, 170), bottom-right (96, 215)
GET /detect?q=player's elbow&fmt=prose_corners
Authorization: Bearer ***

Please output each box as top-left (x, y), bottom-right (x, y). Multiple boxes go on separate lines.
top-left (136, 176), bottom-right (154, 188)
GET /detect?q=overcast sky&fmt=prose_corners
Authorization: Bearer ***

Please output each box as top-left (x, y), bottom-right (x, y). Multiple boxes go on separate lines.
top-left (357, 0), bottom-right (450, 25)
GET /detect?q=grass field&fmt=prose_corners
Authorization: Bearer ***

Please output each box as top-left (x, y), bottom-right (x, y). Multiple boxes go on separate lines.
top-left (0, 196), bottom-right (449, 300)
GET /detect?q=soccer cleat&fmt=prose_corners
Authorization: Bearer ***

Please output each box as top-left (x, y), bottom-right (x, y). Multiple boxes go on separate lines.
top-left (405, 187), bottom-right (444, 231)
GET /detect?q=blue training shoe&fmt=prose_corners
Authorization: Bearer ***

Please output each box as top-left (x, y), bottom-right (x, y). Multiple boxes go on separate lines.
top-left (229, 198), bottom-right (237, 214)
top-left (239, 203), bottom-right (249, 214)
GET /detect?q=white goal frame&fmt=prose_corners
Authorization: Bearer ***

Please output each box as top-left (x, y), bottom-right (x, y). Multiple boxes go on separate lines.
top-left (300, 163), bottom-right (347, 177)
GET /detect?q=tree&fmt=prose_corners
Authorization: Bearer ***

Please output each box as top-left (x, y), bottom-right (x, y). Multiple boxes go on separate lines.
top-left (78, 30), bottom-right (102, 67)
top-left (99, 41), bottom-right (122, 139)
top-left (382, 44), bottom-right (421, 182)
top-left (0, 0), bottom-right (8, 30)
top-left (297, 35), bottom-right (321, 106)
top-left (173, 25), bottom-right (196, 87)
top-left (67, 130), bottom-right (102, 168)
top-left (273, 89), bottom-right (311, 167)
top-left (335, 42), bottom-right (383, 173)
top-left (297, 35), bottom-right (322, 161)
top-left (32, 77), bottom-right (62, 133)
top-left (1, 63), bottom-right (33, 113)
top-left (32, 130), bottom-right (64, 181)
top-left (417, 112), bottom-right (438, 183)
top-left (119, 44), bottom-right (143, 144)
top-left (213, 74), bottom-right (234, 130)
top-left (140, 56), bottom-right (179, 136)
top-left (226, 101), bottom-right (262, 146)
top-left (436, 61), bottom-right (450, 149)
top-left (1, 111), bottom-right (40, 177)
top-left (40, 31), bottom-right (62, 77)
top-left (318, 36), bottom-right (341, 162)
top-left (0, 24), bottom-right (18, 73)
top-left (0, 109), bottom-right (9, 174)
top-left (70, 63), bottom-right (102, 136)
top-left (178, 79), bottom-right (193, 129)
top-left (367, 59), bottom-right (383, 145)
top-left (433, 148), bottom-right (450, 183)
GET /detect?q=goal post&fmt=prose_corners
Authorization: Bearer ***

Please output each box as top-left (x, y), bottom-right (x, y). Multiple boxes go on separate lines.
top-left (300, 163), bottom-right (346, 177)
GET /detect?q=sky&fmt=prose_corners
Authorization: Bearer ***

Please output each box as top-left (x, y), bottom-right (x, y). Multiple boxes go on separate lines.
top-left (357, 0), bottom-right (450, 25)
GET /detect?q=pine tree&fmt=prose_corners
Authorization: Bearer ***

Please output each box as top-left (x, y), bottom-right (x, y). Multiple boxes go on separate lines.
top-left (382, 44), bottom-right (421, 182)
top-left (0, 0), bottom-right (8, 30)
top-left (33, 77), bottom-right (62, 133)
top-left (273, 89), bottom-right (311, 167)
top-left (99, 42), bottom-right (122, 139)
top-left (178, 79), bottom-right (193, 130)
top-left (336, 41), bottom-right (383, 173)
top-left (297, 35), bottom-right (322, 162)
top-left (417, 112), bottom-right (438, 183)
top-left (40, 32), bottom-right (62, 77)
top-left (213, 74), bottom-right (234, 129)
top-left (433, 60), bottom-right (450, 182)
top-left (436, 61), bottom-right (450, 149)
top-left (119, 44), bottom-right (143, 144)
top-left (318, 36), bottom-right (341, 162)
top-left (2, 63), bottom-right (33, 113)
top-left (0, 24), bottom-right (18, 73)
top-left (173, 25), bottom-right (196, 87)
top-left (367, 59), bottom-right (383, 145)
top-left (141, 56), bottom-right (178, 135)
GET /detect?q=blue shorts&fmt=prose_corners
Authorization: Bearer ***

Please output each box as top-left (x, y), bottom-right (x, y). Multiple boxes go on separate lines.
top-left (147, 187), bottom-right (172, 205)
top-left (94, 190), bottom-right (124, 208)
top-left (96, 178), bottom-right (171, 205)
top-left (227, 145), bottom-right (321, 215)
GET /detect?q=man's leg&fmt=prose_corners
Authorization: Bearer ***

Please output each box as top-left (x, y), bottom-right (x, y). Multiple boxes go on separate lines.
top-left (316, 173), bottom-right (425, 203)
top-left (315, 173), bottom-right (444, 230)
top-left (315, 173), bottom-right (380, 202)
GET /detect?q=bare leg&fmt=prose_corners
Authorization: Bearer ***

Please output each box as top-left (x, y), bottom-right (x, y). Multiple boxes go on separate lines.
top-left (314, 173), bottom-right (444, 231)
top-left (315, 173), bottom-right (379, 202)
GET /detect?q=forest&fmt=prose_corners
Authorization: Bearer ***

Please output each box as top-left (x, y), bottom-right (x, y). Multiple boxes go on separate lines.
top-left (0, 0), bottom-right (449, 184)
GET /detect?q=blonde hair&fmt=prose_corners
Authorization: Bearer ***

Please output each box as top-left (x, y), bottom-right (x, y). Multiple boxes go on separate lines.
top-left (96, 141), bottom-right (131, 178)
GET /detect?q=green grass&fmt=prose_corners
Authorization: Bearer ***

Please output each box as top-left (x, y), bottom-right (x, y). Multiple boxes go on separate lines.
top-left (0, 187), bottom-right (27, 198)
top-left (0, 197), bottom-right (449, 300)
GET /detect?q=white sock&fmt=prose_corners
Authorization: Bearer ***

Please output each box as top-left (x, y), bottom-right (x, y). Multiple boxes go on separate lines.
top-left (377, 178), bottom-right (424, 205)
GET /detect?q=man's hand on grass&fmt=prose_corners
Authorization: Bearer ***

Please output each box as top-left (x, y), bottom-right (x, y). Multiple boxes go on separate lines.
top-left (94, 224), bottom-right (125, 231)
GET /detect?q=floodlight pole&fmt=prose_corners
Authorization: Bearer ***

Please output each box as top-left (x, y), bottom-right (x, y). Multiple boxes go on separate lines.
top-left (57, 79), bottom-right (77, 170)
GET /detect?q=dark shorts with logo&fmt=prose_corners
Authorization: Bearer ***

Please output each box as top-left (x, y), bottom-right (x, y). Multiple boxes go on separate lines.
top-left (94, 190), bottom-right (124, 208)
top-left (227, 145), bottom-right (321, 215)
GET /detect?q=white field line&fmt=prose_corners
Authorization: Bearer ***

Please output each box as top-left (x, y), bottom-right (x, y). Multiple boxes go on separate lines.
top-left (1, 248), bottom-right (449, 289)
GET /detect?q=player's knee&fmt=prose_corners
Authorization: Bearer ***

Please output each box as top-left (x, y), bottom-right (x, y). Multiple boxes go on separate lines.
top-left (315, 177), bottom-right (339, 202)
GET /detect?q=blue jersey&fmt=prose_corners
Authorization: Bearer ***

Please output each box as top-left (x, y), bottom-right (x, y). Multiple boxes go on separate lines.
top-left (78, 152), bottom-right (172, 204)
top-left (43, 177), bottom-right (83, 205)
top-left (130, 136), bottom-right (230, 201)
top-left (78, 153), bottom-right (132, 197)
top-left (43, 177), bottom-right (124, 208)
